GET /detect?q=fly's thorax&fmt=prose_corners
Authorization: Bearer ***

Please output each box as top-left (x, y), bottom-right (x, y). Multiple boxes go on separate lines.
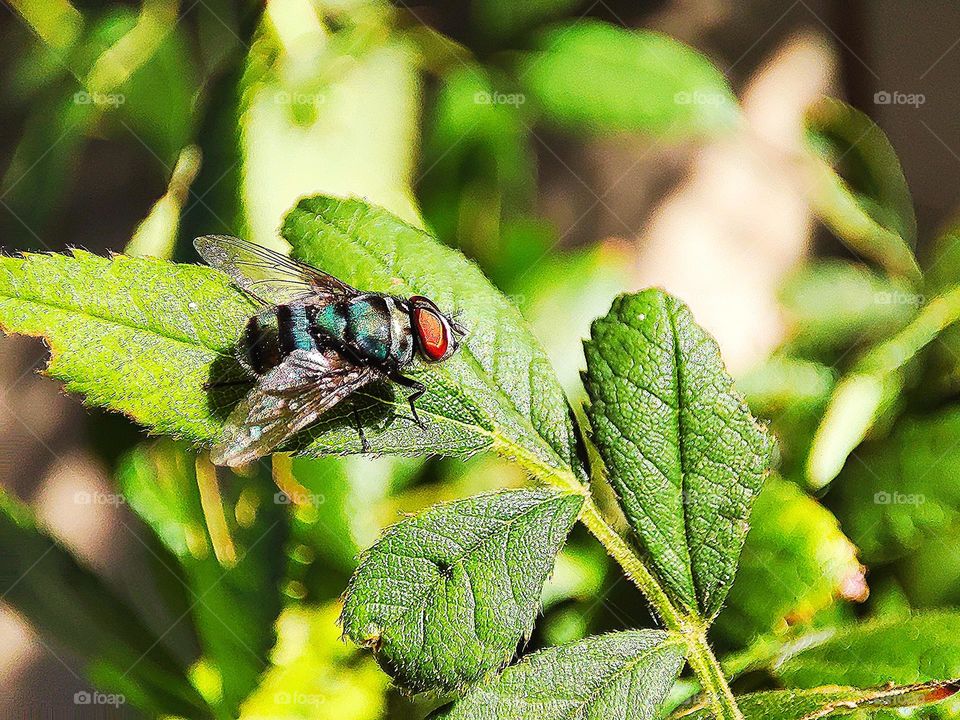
top-left (343, 295), bottom-right (394, 364)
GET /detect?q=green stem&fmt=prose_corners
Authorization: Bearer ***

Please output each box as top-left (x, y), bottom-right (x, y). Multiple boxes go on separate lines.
top-left (530, 458), bottom-right (742, 719)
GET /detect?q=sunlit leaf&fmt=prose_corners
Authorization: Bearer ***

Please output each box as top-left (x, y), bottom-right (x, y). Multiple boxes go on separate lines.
top-left (583, 290), bottom-right (773, 617)
top-left (438, 630), bottom-right (685, 719)
top-left (341, 488), bottom-right (583, 692)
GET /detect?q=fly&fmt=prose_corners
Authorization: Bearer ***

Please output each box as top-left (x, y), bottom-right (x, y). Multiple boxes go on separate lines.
top-left (194, 235), bottom-right (465, 467)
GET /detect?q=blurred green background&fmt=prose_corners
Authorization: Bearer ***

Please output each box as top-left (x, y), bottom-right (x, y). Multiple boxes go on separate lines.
top-left (2, 0), bottom-right (960, 717)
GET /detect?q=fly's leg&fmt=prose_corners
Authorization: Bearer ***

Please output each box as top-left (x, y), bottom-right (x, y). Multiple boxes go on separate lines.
top-left (353, 406), bottom-right (370, 453)
top-left (392, 374), bottom-right (426, 429)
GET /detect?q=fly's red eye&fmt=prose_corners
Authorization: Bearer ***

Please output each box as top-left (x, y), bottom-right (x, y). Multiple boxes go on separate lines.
top-left (414, 307), bottom-right (448, 360)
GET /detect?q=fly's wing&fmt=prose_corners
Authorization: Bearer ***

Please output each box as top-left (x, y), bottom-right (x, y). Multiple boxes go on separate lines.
top-left (211, 348), bottom-right (377, 467)
top-left (195, 235), bottom-right (359, 306)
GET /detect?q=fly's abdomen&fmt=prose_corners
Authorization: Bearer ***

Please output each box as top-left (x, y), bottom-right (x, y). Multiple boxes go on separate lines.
top-left (244, 310), bottom-right (283, 374)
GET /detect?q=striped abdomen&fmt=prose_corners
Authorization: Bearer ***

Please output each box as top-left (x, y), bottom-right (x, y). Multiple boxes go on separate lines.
top-left (242, 296), bottom-right (414, 375)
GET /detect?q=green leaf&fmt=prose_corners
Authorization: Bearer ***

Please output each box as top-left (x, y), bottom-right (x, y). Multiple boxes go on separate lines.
top-left (582, 290), bottom-right (773, 618)
top-left (0, 488), bottom-right (212, 718)
top-left (771, 612), bottom-right (960, 688)
top-left (340, 488), bottom-right (583, 692)
top-left (239, 2), bottom-right (421, 250)
top-left (126, 144), bottom-right (202, 260)
top-left (437, 630), bottom-right (685, 719)
top-left (806, 284), bottom-right (960, 489)
top-left (737, 356), bottom-right (834, 483)
top-left (283, 196), bottom-right (587, 482)
top-left (0, 196), bottom-right (585, 483)
top-left (713, 476), bottom-right (866, 645)
top-left (676, 682), bottom-right (960, 720)
top-left (239, 603), bottom-right (389, 720)
top-left (517, 21), bottom-right (739, 137)
top-left (779, 260), bottom-right (919, 360)
top-left (833, 408), bottom-right (960, 563)
top-left (0, 249), bottom-right (253, 443)
top-left (118, 440), bottom-right (287, 714)
top-left (803, 98), bottom-right (919, 282)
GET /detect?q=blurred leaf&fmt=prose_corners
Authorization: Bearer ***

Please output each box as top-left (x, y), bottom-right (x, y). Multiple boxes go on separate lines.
top-left (126, 144), bottom-right (203, 259)
top-left (86, 2), bottom-right (197, 165)
top-left (676, 682), bottom-right (960, 720)
top-left (779, 260), bottom-right (919, 360)
top-left (0, 488), bottom-right (213, 718)
top-left (417, 64), bottom-right (540, 285)
top-left (807, 284), bottom-right (960, 489)
top-left (518, 21), bottom-right (739, 137)
top-left (771, 612), bottom-right (960, 688)
top-left (833, 408), bottom-right (960, 563)
top-left (0, 250), bottom-right (254, 442)
top-left (437, 630), bottom-right (685, 719)
top-left (239, 603), bottom-right (389, 720)
top-left (737, 356), bottom-right (834, 482)
top-left (921, 218), bottom-right (960, 394)
top-left (0, 90), bottom-right (96, 245)
top-left (713, 476), bottom-right (866, 645)
top-left (341, 488), bottom-right (583, 692)
top-left (279, 453), bottom-right (424, 602)
top-left (519, 243), bottom-right (635, 396)
top-left (118, 440), bottom-right (286, 714)
top-left (238, 0), bottom-right (421, 250)
top-left (804, 98), bottom-right (919, 282)
top-left (284, 196), bottom-right (587, 482)
top-left (582, 290), bottom-right (773, 618)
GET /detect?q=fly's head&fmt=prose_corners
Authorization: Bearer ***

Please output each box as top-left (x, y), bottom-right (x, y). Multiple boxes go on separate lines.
top-left (406, 295), bottom-right (466, 363)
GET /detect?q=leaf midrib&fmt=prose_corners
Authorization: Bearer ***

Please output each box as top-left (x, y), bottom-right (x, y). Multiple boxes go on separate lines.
top-left (567, 638), bottom-right (682, 720)
top-left (0, 269), bottom-right (239, 356)
top-left (666, 304), bottom-right (698, 610)
top-left (366, 494), bottom-right (574, 642)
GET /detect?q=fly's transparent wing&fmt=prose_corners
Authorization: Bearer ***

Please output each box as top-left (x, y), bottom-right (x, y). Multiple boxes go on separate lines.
top-left (195, 235), bottom-right (359, 306)
top-left (211, 348), bottom-right (377, 466)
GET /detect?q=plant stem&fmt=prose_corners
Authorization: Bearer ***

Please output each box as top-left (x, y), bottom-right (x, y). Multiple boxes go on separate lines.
top-left (530, 459), bottom-right (743, 719)
top-left (684, 629), bottom-right (745, 720)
